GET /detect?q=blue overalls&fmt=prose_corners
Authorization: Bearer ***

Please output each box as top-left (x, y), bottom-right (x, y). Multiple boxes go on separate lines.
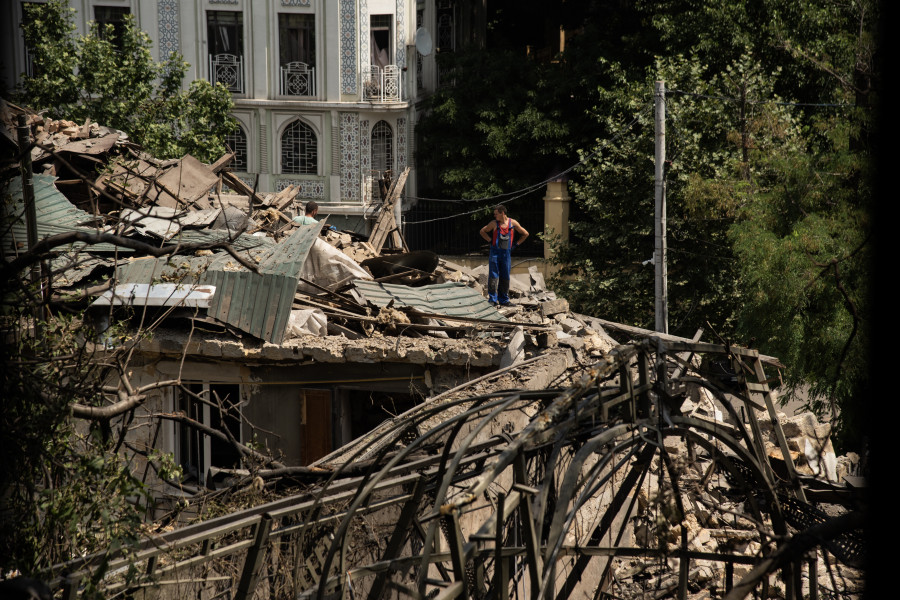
top-left (488, 219), bottom-right (514, 305)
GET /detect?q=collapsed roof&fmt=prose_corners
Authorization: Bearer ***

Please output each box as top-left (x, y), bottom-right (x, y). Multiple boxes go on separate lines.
top-left (1, 103), bottom-right (607, 364)
top-left (4, 104), bottom-right (865, 600)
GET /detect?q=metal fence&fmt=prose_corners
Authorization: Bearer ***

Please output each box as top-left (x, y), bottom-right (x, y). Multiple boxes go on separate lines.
top-left (403, 199), bottom-right (544, 257)
top-left (39, 339), bottom-right (856, 600)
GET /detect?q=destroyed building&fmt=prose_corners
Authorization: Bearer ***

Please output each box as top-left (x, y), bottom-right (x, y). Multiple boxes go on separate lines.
top-left (1, 104), bottom-right (577, 483)
top-left (2, 106), bottom-right (866, 599)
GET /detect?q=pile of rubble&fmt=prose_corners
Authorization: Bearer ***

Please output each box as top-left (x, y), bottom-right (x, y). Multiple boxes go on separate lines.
top-left (4, 104), bottom-right (865, 600)
top-left (606, 402), bottom-right (864, 600)
top-left (2, 100), bottom-right (617, 374)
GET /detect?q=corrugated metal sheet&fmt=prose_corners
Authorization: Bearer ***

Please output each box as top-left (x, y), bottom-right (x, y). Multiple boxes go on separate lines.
top-left (114, 222), bottom-right (322, 344)
top-left (352, 280), bottom-right (505, 322)
top-left (115, 254), bottom-right (218, 285)
top-left (2, 174), bottom-right (128, 254)
top-left (203, 223), bottom-right (321, 343)
top-left (257, 222), bottom-right (323, 276)
top-left (167, 228), bottom-right (275, 253)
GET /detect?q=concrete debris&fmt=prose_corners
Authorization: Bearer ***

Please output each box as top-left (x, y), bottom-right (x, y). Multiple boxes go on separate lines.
top-left (4, 105), bottom-right (866, 600)
top-left (285, 308), bottom-right (328, 338)
top-left (499, 325), bottom-right (525, 368)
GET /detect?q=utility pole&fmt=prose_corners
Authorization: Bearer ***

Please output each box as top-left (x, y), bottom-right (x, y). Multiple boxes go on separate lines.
top-left (16, 113), bottom-right (45, 333)
top-left (654, 81), bottom-right (668, 334)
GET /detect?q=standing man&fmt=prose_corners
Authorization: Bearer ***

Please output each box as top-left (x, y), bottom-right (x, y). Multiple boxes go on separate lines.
top-left (480, 204), bottom-right (529, 306)
top-left (293, 201), bottom-right (319, 225)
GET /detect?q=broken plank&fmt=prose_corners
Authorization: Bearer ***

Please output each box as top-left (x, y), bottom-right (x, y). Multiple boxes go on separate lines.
top-left (209, 152), bottom-right (235, 173)
top-left (368, 167), bottom-right (410, 254)
top-left (147, 155), bottom-right (219, 209)
top-left (294, 296), bottom-right (369, 319)
top-left (223, 171), bottom-right (268, 207)
top-left (275, 189), bottom-right (299, 212)
top-left (297, 278), bottom-right (367, 312)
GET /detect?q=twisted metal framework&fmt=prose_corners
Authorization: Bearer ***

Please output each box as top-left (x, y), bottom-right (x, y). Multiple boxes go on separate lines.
top-left (45, 339), bottom-right (861, 600)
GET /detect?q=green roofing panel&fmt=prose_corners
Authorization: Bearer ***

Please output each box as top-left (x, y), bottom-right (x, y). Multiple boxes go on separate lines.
top-left (203, 224), bottom-right (321, 343)
top-left (2, 174), bottom-right (128, 254)
top-left (257, 222), bottom-right (323, 276)
top-left (352, 280), bottom-right (505, 322)
top-left (113, 222), bottom-right (321, 344)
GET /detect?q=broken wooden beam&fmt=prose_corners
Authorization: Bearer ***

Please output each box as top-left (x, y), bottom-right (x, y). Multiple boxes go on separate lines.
top-left (209, 152), bottom-right (235, 173)
top-left (368, 167), bottom-right (410, 254)
top-left (222, 171), bottom-right (268, 207)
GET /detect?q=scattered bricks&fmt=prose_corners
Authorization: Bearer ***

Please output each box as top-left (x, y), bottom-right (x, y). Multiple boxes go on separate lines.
top-left (707, 529), bottom-right (758, 541)
top-left (540, 298), bottom-right (569, 317)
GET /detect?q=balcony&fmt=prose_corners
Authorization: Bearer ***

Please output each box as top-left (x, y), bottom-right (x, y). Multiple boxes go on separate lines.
top-left (362, 65), bottom-right (401, 102)
top-left (209, 54), bottom-right (244, 94)
top-left (280, 62), bottom-right (316, 97)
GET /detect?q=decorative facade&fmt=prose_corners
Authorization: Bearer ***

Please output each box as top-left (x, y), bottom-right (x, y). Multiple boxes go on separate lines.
top-left (1, 0), bottom-right (460, 228)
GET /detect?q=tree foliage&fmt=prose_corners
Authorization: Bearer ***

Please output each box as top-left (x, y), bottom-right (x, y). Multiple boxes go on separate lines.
top-left (555, 0), bottom-right (875, 448)
top-left (416, 48), bottom-right (582, 201)
top-left (418, 1), bottom-right (876, 448)
top-left (19, 0), bottom-right (236, 163)
top-left (0, 310), bottom-right (151, 580)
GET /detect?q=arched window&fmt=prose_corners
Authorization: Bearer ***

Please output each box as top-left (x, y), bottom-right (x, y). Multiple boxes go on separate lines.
top-left (281, 120), bottom-right (317, 174)
top-left (371, 120), bottom-right (393, 176)
top-left (224, 124), bottom-right (248, 172)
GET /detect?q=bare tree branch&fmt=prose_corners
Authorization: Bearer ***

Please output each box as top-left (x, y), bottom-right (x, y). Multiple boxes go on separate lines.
top-left (151, 411), bottom-right (285, 469)
top-left (71, 379), bottom-right (181, 419)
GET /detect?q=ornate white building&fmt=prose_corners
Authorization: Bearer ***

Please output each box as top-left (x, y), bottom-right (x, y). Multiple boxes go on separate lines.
top-left (3, 0), bottom-right (476, 229)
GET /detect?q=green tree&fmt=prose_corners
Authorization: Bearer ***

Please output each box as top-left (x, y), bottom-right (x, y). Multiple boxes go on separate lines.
top-left (19, 0), bottom-right (236, 163)
top-left (416, 48), bottom-right (582, 201)
top-left (551, 53), bottom-right (798, 334)
top-left (553, 0), bottom-right (875, 448)
top-left (0, 311), bottom-right (152, 579)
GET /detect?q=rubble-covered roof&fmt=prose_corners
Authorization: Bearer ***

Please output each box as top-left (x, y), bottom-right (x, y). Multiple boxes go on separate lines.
top-left (0, 107), bottom-right (654, 366)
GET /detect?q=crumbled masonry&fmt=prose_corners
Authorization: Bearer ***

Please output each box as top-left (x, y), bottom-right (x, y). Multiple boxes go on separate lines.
top-left (2, 104), bottom-right (865, 600)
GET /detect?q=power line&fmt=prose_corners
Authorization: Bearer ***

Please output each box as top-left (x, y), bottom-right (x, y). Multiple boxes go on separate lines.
top-left (403, 86), bottom-right (854, 227)
top-left (404, 108), bottom-right (650, 206)
top-left (402, 108), bottom-right (650, 225)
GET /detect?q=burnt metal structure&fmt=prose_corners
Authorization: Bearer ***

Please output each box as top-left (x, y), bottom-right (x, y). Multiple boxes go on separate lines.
top-left (42, 338), bottom-right (862, 599)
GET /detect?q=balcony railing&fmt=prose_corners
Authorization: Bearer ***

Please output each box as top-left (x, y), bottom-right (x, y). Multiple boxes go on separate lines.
top-left (210, 54), bottom-right (244, 94)
top-left (362, 65), bottom-right (401, 102)
top-left (280, 62), bottom-right (316, 97)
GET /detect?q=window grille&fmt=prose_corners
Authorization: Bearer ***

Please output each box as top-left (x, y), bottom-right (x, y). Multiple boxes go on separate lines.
top-left (279, 13), bottom-right (316, 95)
top-left (281, 62), bottom-right (316, 96)
top-left (362, 65), bottom-right (401, 102)
top-left (225, 125), bottom-right (248, 172)
top-left (371, 121), bottom-right (393, 176)
top-left (282, 120), bottom-right (318, 175)
top-left (207, 11), bottom-right (244, 92)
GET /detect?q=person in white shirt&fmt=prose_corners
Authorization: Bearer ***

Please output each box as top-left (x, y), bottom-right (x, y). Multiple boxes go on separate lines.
top-left (293, 201), bottom-right (319, 225)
